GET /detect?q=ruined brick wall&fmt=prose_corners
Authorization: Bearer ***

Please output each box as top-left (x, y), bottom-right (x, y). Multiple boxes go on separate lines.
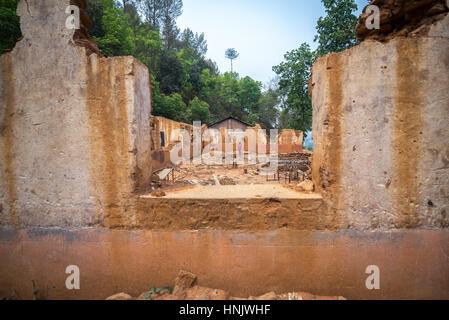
top-left (150, 116), bottom-right (194, 172)
top-left (278, 129), bottom-right (304, 154)
top-left (0, 0), bottom-right (152, 228)
top-left (151, 116), bottom-right (193, 151)
top-left (311, 1), bottom-right (449, 230)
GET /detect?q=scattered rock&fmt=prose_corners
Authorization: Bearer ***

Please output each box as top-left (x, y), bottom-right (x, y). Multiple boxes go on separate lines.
top-left (173, 270), bottom-right (198, 297)
top-left (250, 291), bottom-right (277, 300)
top-left (297, 180), bottom-right (315, 192)
top-left (107, 271), bottom-right (346, 301)
top-left (210, 289), bottom-right (229, 300)
top-left (174, 286), bottom-right (229, 301)
top-left (287, 292), bottom-right (303, 300)
top-left (106, 292), bottom-right (133, 300)
top-left (262, 162), bottom-right (270, 168)
top-left (194, 293), bottom-right (211, 300)
top-left (151, 191), bottom-right (166, 197)
top-left (218, 176), bottom-right (236, 185)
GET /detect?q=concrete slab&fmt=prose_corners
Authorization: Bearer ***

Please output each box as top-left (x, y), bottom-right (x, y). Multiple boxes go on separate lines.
top-left (141, 185), bottom-right (322, 200)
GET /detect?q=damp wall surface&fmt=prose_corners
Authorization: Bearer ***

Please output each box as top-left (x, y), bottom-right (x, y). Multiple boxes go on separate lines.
top-left (0, 0), bottom-right (152, 228)
top-left (311, 14), bottom-right (449, 231)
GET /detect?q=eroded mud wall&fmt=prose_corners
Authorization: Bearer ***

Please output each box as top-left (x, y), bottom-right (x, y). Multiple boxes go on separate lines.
top-left (150, 116), bottom-right (194, 171)
top-left (0, 0), bottom-right (152, 228)
top-left (1, 227), bottom-right (448, 300)
top-left (151, 116), bottom-right (193, 150)
top-left (278, 129), bottom-right (304, 154)
top-left (311, 5), bottom-right (449, 230)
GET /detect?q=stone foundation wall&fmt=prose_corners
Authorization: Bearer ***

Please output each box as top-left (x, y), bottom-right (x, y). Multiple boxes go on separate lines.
top-left (134, 195), bottom-right (328, 231)
top-left (311, 12), bottom-right (449, 230)
top-left (0, 0), bottom-right (152, 228)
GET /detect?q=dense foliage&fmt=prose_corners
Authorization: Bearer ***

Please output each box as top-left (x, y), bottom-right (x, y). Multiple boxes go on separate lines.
top-left (273, 43), bottom-right (315, 134)
top-left (314, 0), bottom-right (360, 57)
top-left (0, 0), bottom-right (360, 134)
top-left (84, 0), bottom-right (272, 126)
top-left (0, 0), bottom-right (21, 52)
top-left (274, 0), bottom-right (359, 136)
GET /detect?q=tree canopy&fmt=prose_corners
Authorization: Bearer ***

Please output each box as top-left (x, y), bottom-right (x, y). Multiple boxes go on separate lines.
top-left (0, 0), bottom-right (360, 137)
top-left (225, 48), bottom-right (239, 73)
top-left (273, 0), bottom-right (359, 136)
top-left (314, 0), bottom-right (359, 57)
top-left (273, 43), bottom-right (315, 134)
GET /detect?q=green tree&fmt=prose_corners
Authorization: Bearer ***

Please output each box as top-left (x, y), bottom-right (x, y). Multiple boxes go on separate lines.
top-left (100, 0), bottom-right (135, 56)
top-left (257, 79), bottom-right (281, 129)
top-left (152, 85), bottom-right (187, 121)
top-left (199, 69), bottom-right (216, 101)
top-left (238, 76), bottom-right (262, 114)
top-left (186, 97), bottom-right (210, 123)
top-left (177, 28), bottom-right (214, 103)
top-left (314, 0), bottom-right (359, 56)
top-left (86, 0), bottom-right (105, 38)
top-left (225, 48), bottom-right (239, 73)
top-left (179, 28), bottom-right (207, 57)
top-left (134, 22), bottom-right (163, 72)
top-left (157, 50), bottom-right (186, 94)
top-left (123, 1), bottom-right (142, 40)
top-left (246, 113), bottom-right (259, 126)
top-left (0, 0), bottom-right (283, 128)
top-left (139, 0), bottom-right (163, 29)
top-left (87, 0), bottom-right (135, 57)
top-left (217, 72), bottom-right (241, 119)
top-left (0, 0), bottom-right (21, 52)
top-left (160, 0), bottom-right (183, 50)
top-left (273, 43), bottom-right (315, 133)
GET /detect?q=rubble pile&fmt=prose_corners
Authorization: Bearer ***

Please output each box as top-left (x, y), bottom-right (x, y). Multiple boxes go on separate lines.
top-left (279, 152), bottom-right (312, 172)
top-left (106, 270), bottom-right (346, 301)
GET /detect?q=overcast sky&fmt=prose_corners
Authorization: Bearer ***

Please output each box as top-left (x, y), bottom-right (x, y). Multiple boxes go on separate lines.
top-left (177, 0), bottom-right (368, 84)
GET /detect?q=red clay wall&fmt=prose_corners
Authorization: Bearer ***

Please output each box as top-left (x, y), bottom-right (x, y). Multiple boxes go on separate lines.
top-left (1, 227), bottom-right (448, 300)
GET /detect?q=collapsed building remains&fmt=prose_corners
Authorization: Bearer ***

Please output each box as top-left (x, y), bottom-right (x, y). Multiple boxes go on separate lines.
top-left (150, 115), bottom-right (304, 171)
top-left (0, 0), bottom-right (448, 300)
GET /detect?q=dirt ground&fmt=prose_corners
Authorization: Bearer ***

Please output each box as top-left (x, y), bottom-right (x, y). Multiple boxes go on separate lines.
top-left (142, 184), bottom-right (323, 199)
top-left (150, 152), bottom-right (312, 195)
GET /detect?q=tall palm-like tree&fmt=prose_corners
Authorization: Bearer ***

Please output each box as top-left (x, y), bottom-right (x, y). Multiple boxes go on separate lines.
top-left (225, 48), bottom-right (239, 73)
